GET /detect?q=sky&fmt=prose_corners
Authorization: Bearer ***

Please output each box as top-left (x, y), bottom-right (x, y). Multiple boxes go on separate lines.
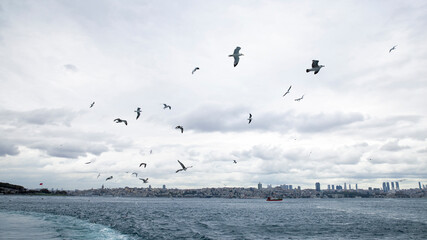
top-left (1, 0), bottom-right (427, 190)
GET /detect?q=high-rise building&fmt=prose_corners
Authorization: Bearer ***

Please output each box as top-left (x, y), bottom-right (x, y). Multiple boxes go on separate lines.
top-left (419, 182), bottom-right (422, 190)
top-left (332, 185), bottom-right (335, 190)
top-left (258, 182), bottom-right (262, 190)
top-left (349, 184), bottom-right (352, 190)
top-left (328, 185), bottom-right (331, 190)
top-left (395, 182), bottom-right (400, 190)
top-left (386, 182), bottom-right (390, 192)
top-left (356, 184), bottom-right (358, 190)
top-left (163, 185), bottom-right (166, 190)
top-left (336, 185), bottom-right (343, 190)
top-left (289, 185), bottom-right (293, 190)
top-left (382, 182), bottom-right (387, 192)
top-left (344, 183), bottom-right (347, 190)
top-left (315, 182), bottom-right (321, 191)
top-left (391, 182), bottom-right (395, 190)
top-left (297, 186), bottom-right (301, 191)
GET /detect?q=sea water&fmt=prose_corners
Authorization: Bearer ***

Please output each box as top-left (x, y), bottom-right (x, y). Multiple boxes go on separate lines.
top-left (0, 196), bottom-right (426, 239)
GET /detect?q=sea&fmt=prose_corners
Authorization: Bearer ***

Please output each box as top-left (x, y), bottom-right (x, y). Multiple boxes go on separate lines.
top-left (0, 196), bottom-right (426, 240)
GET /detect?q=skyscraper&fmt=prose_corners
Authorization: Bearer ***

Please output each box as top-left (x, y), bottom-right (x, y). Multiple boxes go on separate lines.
top-left (391, 182), bottom-right (395, 190)
top-left (258, 182), bottom-right (262, 190)
top-left (395, 182), bottom-right (400, 190)
top-left (386, 182), bottom-right (390, 192)
top-left (315, 182), bottom-right (321, 191)
top-left (419, 182), bottom-right (422, 190)
top-left (382, 182), bottom-right (387, 192)
top-left (328, 185), bottom-right (331, 190)
top-left (349, 184), bottom-right (351, 190)
top-left (344, 182), bottom-right (347, 190)
top-left (332, 185), bottom-right (335, 190)
top-left (356, 184), bottom-right (358, 190)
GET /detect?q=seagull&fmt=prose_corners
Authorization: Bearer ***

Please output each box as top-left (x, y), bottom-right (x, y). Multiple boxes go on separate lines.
top-left (85, 161), bottom-right (92, 164)
top-left (283, 85), bottom-right (292, 97)
top-left (233, 160), bottom-right (237, 164)
top-left (163, 104), bottom-right (172, 110)
top-left (135, 107), bottom-right (142, 120)
top-left (139, 162), bottom-right (147, 168)
top-left (90, 102), bottom-right (95, 108)
top-left (192, 67), bottom-right (200, 74)
top-left (248, 113), bottom-right (252, 124)
top-left (139, 178), bottom-right (149, 183)
top-left (114, 118), bottom-right (128, 125)
top-left (132, 172), bottom-right (138, 177)
top-left (106, 176), bottom-right (113, 181)
top-left (389, 45), bottom-right (397, 53)
top-left (306, 60), bottom-right (324, 74)
top-left (97, 173), bottom-right (101, 179)
top-left (150, 149), bottom-right (152, 154)
top-left (229, 46), bottom-right (244, 67)
top-left (295, 95), bottom-right (304, 101)
top-left (176, 160), bottom-right (193, 173)
top-left (175, 126), bottom-right (184, 133)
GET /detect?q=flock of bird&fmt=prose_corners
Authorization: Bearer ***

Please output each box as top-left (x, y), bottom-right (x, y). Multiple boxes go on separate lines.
top-left (86, 45), bottom-right (397, 185)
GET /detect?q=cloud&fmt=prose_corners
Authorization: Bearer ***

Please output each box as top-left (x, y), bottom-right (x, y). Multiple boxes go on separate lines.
top-left (380, 139), bottom-right (410, 152)
top-left (0, 141), bottom-right (19, 157)
top-left (63, 64), bottom-right (78, 72)
top-left (0, 108), bottom-right (80, 126)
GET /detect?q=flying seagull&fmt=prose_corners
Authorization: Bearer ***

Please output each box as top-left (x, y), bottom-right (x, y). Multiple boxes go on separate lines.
top-left (106, 176), bottom-right (113, 181)
top-left (248, 113), bottom-right (252, 124)
top-left (295, 95), bottom-right (304, 101)
top-left (175, 126), bottom-right (184, 133)
top-left (306, 60), bottom-right (324, 74)
top-left (135, 107), bottom-right (142, 120)
top-left (389, 45), bottom-right (397, 53)
top-left (90, 102), bottom-right (95, 108)
top-left (139, 178), bottom-right (149, 183)
top-left (139, 162), bottom-right (147, 168)
top-left (192, 67), bottom-right (200, 74)
top-left (233, 160), bottom-right (237, 164)
top-left (283, 85), bottom-right (292, 97)
top-left (97, 173), bottom-right (101, 179)
top-left (132, 172), bottom-right (138, 177)
top-left (85, 161), bottom-right (92, 164)
top-left (114, 118), bottom-right (128, 125)
top-left (176, 160), bottom-right (193, 173)
top-left (229, 46), bottom-right (244, 67)
top-left (163, 104), bottom-right (171, 110)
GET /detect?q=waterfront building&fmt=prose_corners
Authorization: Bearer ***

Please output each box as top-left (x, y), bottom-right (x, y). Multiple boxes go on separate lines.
top-left (356, 184), bottom-right (358, 190)
top-left (332, 185), bottom-right (335, 190)
top-left (336, 185), bottom-right (343, 190)
top-left (386, 182), bottom-right (390, 192)
top-left (391, 182), bottom-right (395, 190)
top-left (382, 182), bottom-right (387, 192)
top-left (419, 182), bottom-right (422, 190)
top-left (289, 185), bottom-right (293, 190)
top-left (344, 183), bottom-right (347, 190)
top-left (349, 184), bottom-right (351, 190)
top-left (395, 182), bottom-right (400, 190)
top-left (315, 182), bottom-right (321, 191)
top-left (328, 185), bottom-right (330, 190)
top-left (163, 185), bottom-right (166, 190)
top-left (258, 182), bottom-right (262, 190)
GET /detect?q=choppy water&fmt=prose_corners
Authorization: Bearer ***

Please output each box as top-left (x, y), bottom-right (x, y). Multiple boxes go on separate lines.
top-left (0, 196), bottom-right (426, 239)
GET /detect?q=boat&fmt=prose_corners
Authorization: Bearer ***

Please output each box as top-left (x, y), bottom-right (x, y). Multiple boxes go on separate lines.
top-left (266, 197), bottom-right (283, 201)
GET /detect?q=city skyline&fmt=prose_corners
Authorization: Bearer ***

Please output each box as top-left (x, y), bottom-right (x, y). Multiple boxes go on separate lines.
top-left (1, 1), bottom-right (427, 190)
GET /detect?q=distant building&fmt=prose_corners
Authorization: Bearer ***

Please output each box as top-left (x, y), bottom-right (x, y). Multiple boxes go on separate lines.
top-left (315, 182), bottom-right (321, 191)
top-left (386, 182), bottom-right (390, 192)
top-left (349, 184), bottom-right (351, 190)
top-left (391, 182), bottom-right (395, 190)
top-left (297, 186), bottom-right (301, 191)
top-left (419, 182), bottom-right (422, 190)
top-left (258, 182), bottom-right (262, 190)
top-left (163, 185), bottom-right (166, 190)
top-left (328, 185), bottom-right (331, 190)
top-left (395, 182), bottom-right (400, 190)
top-left (356, 184), bottom-right (358, 190)
top-left (382, 182), bottom-right (387, 192)
top-left (289, 185), bottom-right (293, 190)
top-left (267, 184), bottom-right (272, 189)
top-left (332, 185), bottom-right (335, 190)
top-left (336, 185), bottom-right (343, 190)
top-left (344, 183), bottom-right (347, 190)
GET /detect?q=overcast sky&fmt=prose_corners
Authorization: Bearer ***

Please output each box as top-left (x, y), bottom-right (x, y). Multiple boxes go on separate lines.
top-left (1, 0), bottom-right (426, 190)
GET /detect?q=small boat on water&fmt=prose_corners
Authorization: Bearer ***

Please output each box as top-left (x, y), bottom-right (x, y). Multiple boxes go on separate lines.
top-left (266, 197), bottom-right (283, 201)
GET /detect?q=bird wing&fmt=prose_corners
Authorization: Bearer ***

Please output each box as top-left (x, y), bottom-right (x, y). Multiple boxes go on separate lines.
top-left (233, 47), bottom-right (241, 55)
top-left (233, 56), bottom-right (240, 67)
top-left (163, 104), bottom-right (167, 108)
top-left (176, 169), bottom-right (184, 173)
top-left (114, 118), bottom-right (120, 122)
top-left (136, 112), bottom-right (140, 119)
top-left (249, 113), bottom-right (252, 118)
top-left (177, 160), bottom-right (186, 169)
top-left (314, 69), bottom-right (320, 74)
top-left (124, 120), bottom-right (128, 125)
top-left (312, 60), bottom-right (319, 68)
top-left (287, 85), bottom-right (292, 92)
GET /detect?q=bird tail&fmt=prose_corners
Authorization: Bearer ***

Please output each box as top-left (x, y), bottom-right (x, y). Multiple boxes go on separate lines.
top-left (228, 55), bottom-right (233, 57)
top-left (306, 69), bottom-right (310, 73)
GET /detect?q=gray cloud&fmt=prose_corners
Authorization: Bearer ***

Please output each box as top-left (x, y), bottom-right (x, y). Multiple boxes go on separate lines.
top-left (0, 108), bottom-right (80, 126)
top-left (63, 64), bottom-right (78, 72)
top-left (380, 139), bottom-right (410, 152)
top-left (0, 141), bottom-right (19, 157)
